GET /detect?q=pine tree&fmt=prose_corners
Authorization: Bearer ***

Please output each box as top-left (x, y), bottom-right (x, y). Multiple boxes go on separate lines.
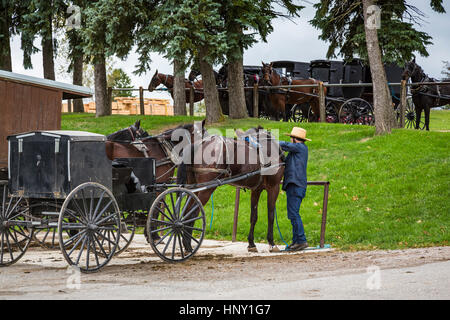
top-left (311, 0), bottom-right (446, 134)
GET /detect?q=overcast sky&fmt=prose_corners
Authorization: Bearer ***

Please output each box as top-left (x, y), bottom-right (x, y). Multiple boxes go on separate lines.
top-left (9, 0), bottom-right (450, 102)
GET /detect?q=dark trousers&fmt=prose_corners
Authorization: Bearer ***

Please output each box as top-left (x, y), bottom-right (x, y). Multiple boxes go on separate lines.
top-left (286, 184), bottom-right (307, 244)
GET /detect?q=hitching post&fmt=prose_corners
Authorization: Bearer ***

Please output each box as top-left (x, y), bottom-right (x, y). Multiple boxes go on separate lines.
top-left (189, 87), bottom-right (195, 116)
top-left (253, 84), bottom-right (259, 118)
top-left (139, 86), bottom-right (145, 115)
top-left (231, 181), bottom-right (330, 248)
top-left (232, 187), bottom-right (241, 242)
top-left (107, 87), bottom-right (113, 113)
top-left (400, 80), bottom-right (407, 128)
top-left (320, 182), bottom-right (330, 248)
top-left (319, 81), bottom-right (326, 122)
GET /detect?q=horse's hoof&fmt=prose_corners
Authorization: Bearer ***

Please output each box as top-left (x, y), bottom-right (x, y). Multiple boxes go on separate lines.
top-left (247, 246), bottom-right (258, 253)
top-left (269, 245), bottom-right (280, 253)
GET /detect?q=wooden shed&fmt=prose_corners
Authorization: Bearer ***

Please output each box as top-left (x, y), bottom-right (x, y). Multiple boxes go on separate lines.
top-left (0, 70), bottom-right (92, 173)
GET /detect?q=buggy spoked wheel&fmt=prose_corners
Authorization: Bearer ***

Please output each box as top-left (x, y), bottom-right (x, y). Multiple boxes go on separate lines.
top-left (58, 182), bottom-right (121, 273)
top-left (0, 181), bottom-right (33, 266)
top-left (114, 211), bottom-right (136, 255)
top-left (147, 188), bottom-right (206, 263)
top-left (326, 101), bottom-right (340, 123)
top-left (339, 98), bottom-right (374, 125)
top-left (405, 97), bottom-right (425, 130)
top-left (291, 103), bottom-right (309, 123)
top-left (307, 106), bottom-right (319, 122)
top-left (29, 202), bottom-right (66, 249)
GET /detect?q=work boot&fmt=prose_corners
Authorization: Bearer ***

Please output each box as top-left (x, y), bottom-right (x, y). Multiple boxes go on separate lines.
top-left (289, 242), bottom-right (308, 251)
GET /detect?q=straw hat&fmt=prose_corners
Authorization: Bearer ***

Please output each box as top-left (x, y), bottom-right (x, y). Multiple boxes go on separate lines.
top-left (286, 127), bottom-right (311, 141)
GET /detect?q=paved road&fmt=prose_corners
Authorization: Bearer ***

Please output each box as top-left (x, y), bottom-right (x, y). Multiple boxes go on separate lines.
top-left (0, 236), bottom-right (448, 300)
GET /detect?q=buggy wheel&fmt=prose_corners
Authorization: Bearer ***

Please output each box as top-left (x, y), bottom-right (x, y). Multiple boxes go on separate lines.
top-left (405, 97), bottom-right (425, 130)
top-left (291, 103), bottom-right (309, 123)
top-left (58, 182), bottom-right (121, 273)
top-left (114, 211), bottom-right (136, 255)
top-left (0, 181), bottom-right (33, 266)
top-left (326, 101), bottom-right (340, 123)
top-left (29, 202), bottom-right (65, 249)
top-left (339, 98), bottom-right (374, 125)
top-left (307, 106), bottom-right (319, 122)
top-left (147, 188), bottom-right (206, 263)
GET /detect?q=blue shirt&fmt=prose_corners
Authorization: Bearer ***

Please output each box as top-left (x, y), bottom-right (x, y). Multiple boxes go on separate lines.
top-left (279, 141), bottom-right (308, 190)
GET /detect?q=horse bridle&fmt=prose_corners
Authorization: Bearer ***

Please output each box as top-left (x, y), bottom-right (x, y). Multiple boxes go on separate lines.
top-left (263, 65), bottom-right (273, 85)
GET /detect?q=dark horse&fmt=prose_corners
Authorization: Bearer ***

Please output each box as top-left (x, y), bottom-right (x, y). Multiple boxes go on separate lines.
top-left (188, 67), bottom-right (229, 115)
top-left (106, 120), bottom-right (206, 243)
top-left (402, 59), bottom-right (450, 131)
top-left (106, 119), bottom-right (207, 183)
top-left (177, 125), bottom-right (285, 253)
top-left (148, 70), bottom-right (204, 103)
top-left (261, 62), bottom-right (324, 121)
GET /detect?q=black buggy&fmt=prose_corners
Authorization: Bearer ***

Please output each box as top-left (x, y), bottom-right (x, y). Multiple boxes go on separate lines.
top-left (270, 59), bottom-right (404, 125)
top-left (0, 130), bottom-right (208, 272)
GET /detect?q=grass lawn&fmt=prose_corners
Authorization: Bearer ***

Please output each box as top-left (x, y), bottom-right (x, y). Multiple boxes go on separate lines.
top-left (62, 110), bottom-right (450, 250)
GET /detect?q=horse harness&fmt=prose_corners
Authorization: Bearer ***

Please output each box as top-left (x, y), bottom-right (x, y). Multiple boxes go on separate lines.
top-left (409, 64), bottom-right (450, 107)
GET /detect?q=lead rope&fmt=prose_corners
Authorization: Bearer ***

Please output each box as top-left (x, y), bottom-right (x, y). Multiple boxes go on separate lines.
top-left (274, 206), bottom-right (289, 250)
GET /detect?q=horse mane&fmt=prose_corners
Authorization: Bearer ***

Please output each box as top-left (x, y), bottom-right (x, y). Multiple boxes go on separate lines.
top-left (107, 128), bottom-right (131, 141)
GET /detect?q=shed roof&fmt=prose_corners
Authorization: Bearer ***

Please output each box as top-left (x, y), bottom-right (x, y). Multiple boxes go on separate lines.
top-left (0, 70), bottom-right (92, 99)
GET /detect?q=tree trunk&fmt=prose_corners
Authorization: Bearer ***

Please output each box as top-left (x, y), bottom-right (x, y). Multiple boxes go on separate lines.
top-left (42, 14), bottom-right (55, 80)
top-left (228, 55), bottom-right (248, 119)
top-left (72, 53), bottom-right (84, 112)
top-left (0, 4), bottom-right (12, 71)
top-left (198, 47), bottom-right (223, 124)
top-left (173, 59), bottom-right (187, 115)
top-left (363, 0), bottom-right (395, 135)
top-left (94, 54), bottom-right (109, 117)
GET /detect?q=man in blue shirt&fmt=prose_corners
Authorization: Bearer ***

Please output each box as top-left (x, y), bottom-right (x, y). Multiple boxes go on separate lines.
top-left (279, 127), bottom-right (310, 251)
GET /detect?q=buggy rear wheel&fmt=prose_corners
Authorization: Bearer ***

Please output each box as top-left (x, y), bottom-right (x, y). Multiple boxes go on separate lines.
top-left (339, 98), bottom-right (374, 125)
top-left (29, 202), bottom-right (65, 249)
top-left (291, 103), bottom-right (309, 123)
top-left (147, 188), bottom-right (206, 263)
top-left (326, 101), bottom-right (340, 123)
top-left (114, 211), bottom-right (136, 255)
top-left (0, 181), bottom-right (33, 266)
top-left (58, 182), bottom-right (121, 273)
top-left (405, 97), bottom-right (425, 130)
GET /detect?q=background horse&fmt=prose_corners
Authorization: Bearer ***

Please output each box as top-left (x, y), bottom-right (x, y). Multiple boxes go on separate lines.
top-left (261, 62), bottom-right (324, 121)
top-left (402, 59), bottom-right (450, 131)
top-left (188, 68), bottom-right (229, 115)
top-left (148, 70), bottom-right (204, 103)
top-left (177, 126), bottom-right (285, 253)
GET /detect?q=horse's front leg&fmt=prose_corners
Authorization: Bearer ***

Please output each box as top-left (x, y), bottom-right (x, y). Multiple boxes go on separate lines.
top-left (248, 188), bottom-right (262, 252)
top-left (267, 185), bottom-right (281, 252)
top-left (182, 188), bottom-right (215, 253)
top-left (415, 107), bottom-right (422, 130)
top-left (424, 107), bottom-right (430, 131)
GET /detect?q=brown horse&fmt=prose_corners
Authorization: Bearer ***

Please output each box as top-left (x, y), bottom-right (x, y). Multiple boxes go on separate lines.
top-left (148, 70), bottom-right (204, 103)
top-left (106, 120), bottom-right (206, 243)
top-left (105, 120), bottom-right (207, 183)
top-left (177, 126), bottom-right (285, 253)
top-left (261, 62), bottom-right (324, 121)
